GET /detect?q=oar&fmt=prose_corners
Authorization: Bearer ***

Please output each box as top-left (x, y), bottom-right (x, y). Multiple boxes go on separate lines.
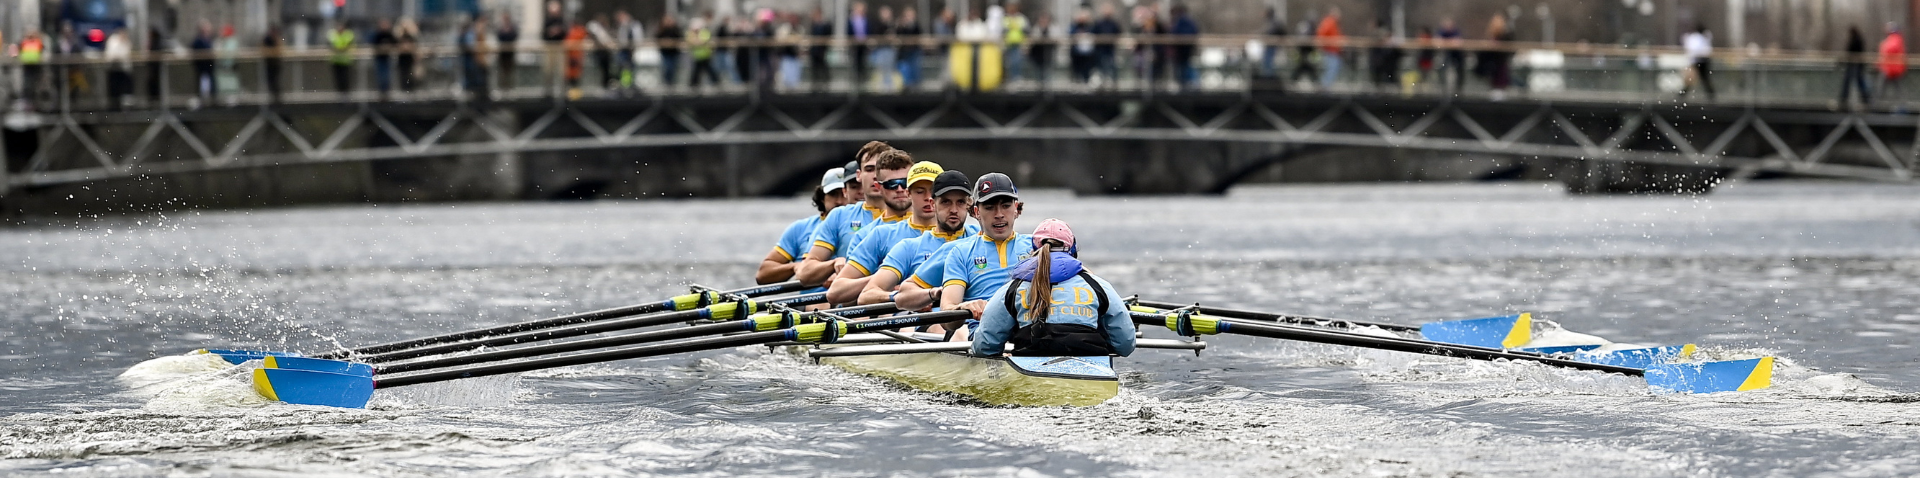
top-left (249, 310), bottom-right (972, 408)
top-left (356, 291), bottom-right (829, 363)
top-left (374, 303), bottom-right (899, 374)
top-left (198, 281), bottom-right (808, 363)
top-left (1132, 299), bottom-right (1421, 332)
top-left (1138, 299), bottom-right (1693, 365)
top-left (311, 281), bottom-right (808, 359)
top-left (1128, 306), bottom-right (1773, 394)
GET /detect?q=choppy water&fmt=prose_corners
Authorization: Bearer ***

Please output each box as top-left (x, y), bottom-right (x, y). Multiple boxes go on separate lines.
top-left (3, 182), bottom-right (1919, 477)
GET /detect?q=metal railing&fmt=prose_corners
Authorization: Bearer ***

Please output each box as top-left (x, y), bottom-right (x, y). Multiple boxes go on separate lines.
top-left (2, 34), bottom-right (1915, 112)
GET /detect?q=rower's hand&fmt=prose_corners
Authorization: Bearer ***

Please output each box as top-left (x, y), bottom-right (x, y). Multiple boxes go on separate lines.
top-left (956, 300), bottom-right (988, 320)
top-left (831, 257), bottom-right (847, 271)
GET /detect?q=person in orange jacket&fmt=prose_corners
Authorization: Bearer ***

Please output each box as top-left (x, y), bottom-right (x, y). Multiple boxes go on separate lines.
top-left (1315, 8), bottom-right (1343, 89)
top-left (1880, 22), bottom-right (1907, 110)
top-left (564, 22), bottom-right (587, 91)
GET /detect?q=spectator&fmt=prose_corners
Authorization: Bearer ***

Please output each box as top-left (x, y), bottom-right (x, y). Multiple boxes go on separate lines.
top-left (808, 8), bottom-right (832, 89)
top-left (615, 11), bottom-right (643, 92)
top-left (1259, 7), bottom-right (1285, 76)
top-left (658, 15), bottom-right (684, 88)
top-left (56, 23), bottom-right (85, 102)
top-left (1003, 2), bottom-right (1030, 82)
top-left (215, 24), bottom-right (240, 101)
top-left (934, 8), bottom-right (958, 86)
top-left (373, 19), bottom-right (397, 100)
top-left (1412, 27), bottom-right (1436, 95)
top-left (19, 28), bottom-right (45, 105)
top-left (192, 21), bottom-right (216, 102)
top-left (588, 14), bottom-right (616, 90)
top-left (898, 7), bottom-right (925, 88)
top-left (1070, 8), bottom-right (1094, 83)
top-left (751, 9), bottom-right (777, 91)
top-left (1437, 18), bottom-right (1464, 93)
top-left (496, 13), bottom-right (519, 91)
top-left (1368, 22), bottom-right (1402, 91)
top-left (1880, 22), bottom-right (1906, 110)
top-left (543, 1), bottom-right (568, 96)
top-left (460, 16), bottom-right (491, 105)
top-left (397, 18), bottom-right (419, 93)
top-left (1169, 5), bottom-right (1199, 89)
top-left (1134, 5), bottom-right (1166, 89)
top-left (1289, 11), bottom-right (1318, 84)
top-left (328, 22), bottom-right (355, 99)
top-left (105, 28), bottom-right (132, 110)
top-left (1679, 23), bottom-right (1712, 101)
top-left (565, 19), bottom-right (589, 93)
top-left (1840, 26), bottom-right (1870, 107)
top-left (778, 11), bottom-right (804, 90)
top-left (873, 5), bottom-right (898, 89)
top-left (1091, 3), bottom-right (1122, 86)
top-left (260, 25), bottom-right (284, 105)
top-left (1315, 7), bottom-right (1342, 89)
top-left (849, 2), bottom-right (872, 89)
top-left (1032, 12), bottom-right (1058, 86)
top-left (689, 17), bottom-right (720, 88)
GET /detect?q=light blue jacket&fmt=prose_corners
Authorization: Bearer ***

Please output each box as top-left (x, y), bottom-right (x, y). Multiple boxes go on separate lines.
top-left (971, 252), bottom-right (1136, 357)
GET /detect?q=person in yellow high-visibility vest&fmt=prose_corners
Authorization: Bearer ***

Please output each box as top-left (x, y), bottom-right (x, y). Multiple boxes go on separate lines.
top-left (329, 23), bottom-right (356, 98)
top-left (1002, 2), bottom-right (1029, 83)
top-left (19, 29), bottom-right (47, 102)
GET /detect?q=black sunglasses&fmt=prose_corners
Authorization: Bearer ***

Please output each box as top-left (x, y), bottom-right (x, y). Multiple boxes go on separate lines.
top-left (878, 178), bottom-right (910, 190)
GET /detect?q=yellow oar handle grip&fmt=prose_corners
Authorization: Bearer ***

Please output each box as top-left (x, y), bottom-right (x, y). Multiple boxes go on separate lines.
top-left (1129, 305), bottom-right (1225, 336)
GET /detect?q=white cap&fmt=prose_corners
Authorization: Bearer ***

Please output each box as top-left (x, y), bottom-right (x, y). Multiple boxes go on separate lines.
top-left (821, 168), bottom-right (847, 193)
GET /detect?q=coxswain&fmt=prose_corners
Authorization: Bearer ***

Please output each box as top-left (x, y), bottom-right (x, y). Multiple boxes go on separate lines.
top-left (825, 159), bottom-right (949, 304)
top-left (858, 170), bottom-right (979, 305)
top-left (895, 173), bottom-right (1031, 333)
top-left (756, 167), bottom-right (852, 284)
top-left (970, 219), bottom-right (1136, 357)
top-left (795, 143), bottom-right (911, 286)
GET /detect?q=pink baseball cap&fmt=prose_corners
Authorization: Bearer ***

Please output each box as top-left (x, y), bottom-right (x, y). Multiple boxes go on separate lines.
top-left (1032, 218), bottom-right (1074, 250)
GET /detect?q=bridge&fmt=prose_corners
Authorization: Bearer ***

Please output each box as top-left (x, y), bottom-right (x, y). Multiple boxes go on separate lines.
top-left (3, 37), bottom-right (1918, 212)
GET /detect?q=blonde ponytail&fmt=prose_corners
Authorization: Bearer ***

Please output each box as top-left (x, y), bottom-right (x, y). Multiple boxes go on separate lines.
top-left (1024, 241), bottom-right (1057, 324)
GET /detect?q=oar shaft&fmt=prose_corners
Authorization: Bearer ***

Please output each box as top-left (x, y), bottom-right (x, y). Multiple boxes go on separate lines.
top-left (360, 292), bottom-right (828, 363)
top-left (373, 310), bottom-right (969, 388)
top-left (1133, 300), bottom-right (1419, 332)
top-left (1129, 312), bottom-right (1644, 376)
top-left (374, 303), bottom-right (900, 374)
top-left (315, 281), bottom-right (805, 359)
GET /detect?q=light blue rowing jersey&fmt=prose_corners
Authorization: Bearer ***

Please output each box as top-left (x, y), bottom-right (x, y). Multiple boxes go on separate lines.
top-left (876, 225), bottom-right (978, 280)
top-left (808, 203), bottom-right (903, 259)
top-left (773, 215), bottom-right (825, 263)
top-left (773, 214), bottom-right (829, 293)
top-left (847, 220), bottom-right (944, 276)
top-left (910, 233), bottom-right (1035, 302)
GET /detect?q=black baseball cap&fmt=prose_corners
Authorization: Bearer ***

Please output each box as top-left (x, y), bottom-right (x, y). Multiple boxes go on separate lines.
top-left (973, 172), bottom-right (1019, 203)
top-left (841, 161), bottom-right (859, 183)
top-left (932, 170), bottom-right (973, 198)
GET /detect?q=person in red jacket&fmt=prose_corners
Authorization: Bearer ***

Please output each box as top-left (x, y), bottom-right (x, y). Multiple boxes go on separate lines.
top-left (1879, 22), bottom-right (1907, 110)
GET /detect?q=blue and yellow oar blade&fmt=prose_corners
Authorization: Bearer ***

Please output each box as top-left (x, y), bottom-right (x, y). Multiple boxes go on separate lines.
top-left (1642, 357), bottom-right (1775, 394)
top-left (1419, 313), bottom-right (1532, 349)
top-left (263, 355), bottom-right (375, 377)
top-left (196, 349), bottom-right (304, 365)
top-left (1573, 344), bottom-right (1694, 369)
top-left (1517, 344), bottom-right (1603, 355)
top-left (251, 368), bottom-right (376, 408)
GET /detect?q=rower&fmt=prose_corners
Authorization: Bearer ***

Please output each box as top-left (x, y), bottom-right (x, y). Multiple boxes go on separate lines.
top-left (825, 159), bottom-right (949, 304)
top-left (894, 173), bottom-right (1031, 327)
top-left (970, 219), bottom-right (1136, 357)
top-left (756, 167), bottom-right (852, 285)
top-left (838, 160), bottom-right (863, 204)
top-left (795, 143), bottom-right (911, 287)
top-left (857, 170), bottom-right (979, 305)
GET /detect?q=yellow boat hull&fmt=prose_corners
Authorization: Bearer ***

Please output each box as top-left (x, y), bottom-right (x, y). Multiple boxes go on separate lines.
top-left (818, 350), bottom-right (1119, 407)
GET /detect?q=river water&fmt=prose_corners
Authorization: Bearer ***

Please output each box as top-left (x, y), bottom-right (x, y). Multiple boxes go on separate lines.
top-left (2, 182), bottom-right (1918, 477)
